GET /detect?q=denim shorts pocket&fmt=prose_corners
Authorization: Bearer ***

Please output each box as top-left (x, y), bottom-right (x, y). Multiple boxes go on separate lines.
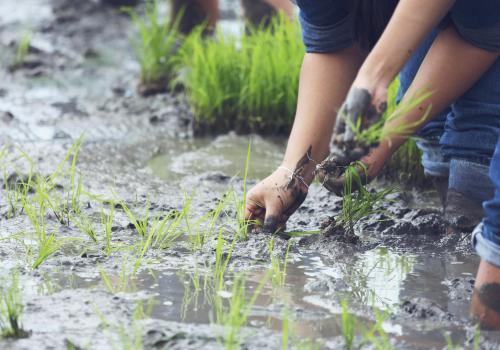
top-left (299, 11), bottom-right (354, 53)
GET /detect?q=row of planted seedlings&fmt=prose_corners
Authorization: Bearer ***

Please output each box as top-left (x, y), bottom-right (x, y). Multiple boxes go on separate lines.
top-left (0, 140), bottom-right (480, 348)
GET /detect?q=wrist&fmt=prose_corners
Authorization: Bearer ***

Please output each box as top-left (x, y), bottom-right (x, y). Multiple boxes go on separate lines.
top-left (278, 162), bottom-right (315, 185)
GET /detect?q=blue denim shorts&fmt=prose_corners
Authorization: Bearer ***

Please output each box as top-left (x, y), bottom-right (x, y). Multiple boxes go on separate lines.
top-left (297, 0), bottom-right (500, 53)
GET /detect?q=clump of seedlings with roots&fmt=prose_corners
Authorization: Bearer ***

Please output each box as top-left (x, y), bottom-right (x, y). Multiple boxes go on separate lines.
top-left (319, 81), bottom-right (431, 188)
top-left (0, 273), bottom-right (29, 338)
top-left (124, 0), bottom-right (182, 96)
top-left (321, 162), bottom-right (394, 243)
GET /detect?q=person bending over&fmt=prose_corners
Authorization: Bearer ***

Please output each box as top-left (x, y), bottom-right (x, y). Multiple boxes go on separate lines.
top-left (245, 0), bottom-right (500, 329)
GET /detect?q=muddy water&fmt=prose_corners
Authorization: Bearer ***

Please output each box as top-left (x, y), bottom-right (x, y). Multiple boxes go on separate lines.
top-left (1, 0), bottom-right (500, 349)
top-left (148, 134), bottom-right (286, 181)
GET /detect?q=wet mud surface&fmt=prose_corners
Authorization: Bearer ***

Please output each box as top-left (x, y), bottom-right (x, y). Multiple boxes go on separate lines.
top-left (1, 1), bottom-right (500, 349)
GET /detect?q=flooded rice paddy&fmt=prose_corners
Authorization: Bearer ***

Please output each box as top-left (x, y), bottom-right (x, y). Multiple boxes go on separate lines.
top-left (1, 1), bottom-right (500, 349)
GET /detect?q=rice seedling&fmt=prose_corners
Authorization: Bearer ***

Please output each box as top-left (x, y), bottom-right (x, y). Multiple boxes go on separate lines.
top-left (444, 332), bottom-right (463, 350)
top-left (383, 138), bottom-right (425, 186)
top-left (213, 272), bottom-right (271, 350)
top-left (268, 238), bottom-right (291, 289)
top-left (73, 213), bottom-right (98, 243)
top-left (96, 302), bottom-right (144, 350)
top-left (32, 233), bottom-right (72, 269)
top-left (3, 170), bottom-right (33, 219)
top-left (149, 207), bottom-right (185, 249)
top-left (186, 193), bottom-right (228, 251)
top-left (99, 258), bottom-right (134, 294)
top-left (120, 199), bottom-right (150, 238)
top-left (332, 162), bottom-right (394, 240)
top-left (214, 229), bottom-right (235, 291)
top-left (11, 33), bottom-right (31, 69)
top-left (123, 0), bottom-right (182, 93)
top-left (22, 188), bottom-right (47, 239)
top-left (0, 272), bottom-right (28, 338)
top-left (232, 141), bottom-right (255, 241)
top-left (340, 300), bottom-right (358, 350)
top-left (179, 14), bottom-right (303, 134)
top-left (341, 80), bottom-right (429, 186)
top-left (101, 205), bottom-right (115, 256)
top-left (362, 309), bottom-right (394, 350)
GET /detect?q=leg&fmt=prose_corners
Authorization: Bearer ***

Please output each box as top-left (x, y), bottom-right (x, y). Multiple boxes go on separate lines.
top-left (472, 136), bottom-right (500, 329)
top-left (170, 0), bottom-right (218, 36)
top-left (398, 29), bottom-right (450, 205)
top-left (443, 58), bottom-right (500, 230)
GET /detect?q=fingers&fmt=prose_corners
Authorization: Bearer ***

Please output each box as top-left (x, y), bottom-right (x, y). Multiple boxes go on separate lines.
top-left (245, 197), bottom-right (264, 220)
top-left (262, 203), bottom-right (282, 234)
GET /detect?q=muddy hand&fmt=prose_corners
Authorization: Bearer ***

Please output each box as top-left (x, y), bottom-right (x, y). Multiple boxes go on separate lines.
top-left (334, 87), bottom-right (386, 145)
top-left (245, 149), bottom-right (312, 234)
top-left (316, 142), bottom-right (392, 195)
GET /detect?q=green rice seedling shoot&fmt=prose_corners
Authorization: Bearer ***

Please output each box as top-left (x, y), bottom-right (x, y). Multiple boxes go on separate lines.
top-left (0, 272), bottom-right (28, 338)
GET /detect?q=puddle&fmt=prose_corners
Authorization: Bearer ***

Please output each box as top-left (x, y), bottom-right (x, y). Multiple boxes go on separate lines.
top-left (148, 133), bottom-right (286, 181)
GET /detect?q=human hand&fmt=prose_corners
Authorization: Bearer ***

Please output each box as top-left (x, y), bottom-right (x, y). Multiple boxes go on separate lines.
top-left (333, 79), bottom-right (389, 145)
top-left (316, 140), bottom-right (394, 195)
top-left (245, 152), bottom-right (312, 234)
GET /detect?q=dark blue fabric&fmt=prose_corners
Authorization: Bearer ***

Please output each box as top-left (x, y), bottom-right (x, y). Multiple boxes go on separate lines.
top-left (483, 136), bottom-right (500, 245)
top-left (297, 0), bottom-right (353, 53)
top-left (297, 0), bottom-right (500, 53)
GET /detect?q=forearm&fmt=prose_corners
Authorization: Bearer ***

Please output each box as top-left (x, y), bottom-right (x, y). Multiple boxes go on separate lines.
top-left (282, 47), bottom-right (365, 182)
top-left (379, 26), bottom-right (499, 155)
top-left (357, 0), bottom-right (454, 89)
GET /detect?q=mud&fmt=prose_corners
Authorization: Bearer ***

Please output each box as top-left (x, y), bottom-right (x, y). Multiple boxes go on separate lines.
top-left (1, 1), bottom-right (500, 349)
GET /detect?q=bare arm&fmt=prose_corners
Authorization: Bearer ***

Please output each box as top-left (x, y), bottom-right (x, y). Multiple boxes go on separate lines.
top-left (354, 0), bottom-right (455, 109)
top-left (245, 46), bottom-right (365, 231)
top-left (363, 26), bottom-right (499, 178)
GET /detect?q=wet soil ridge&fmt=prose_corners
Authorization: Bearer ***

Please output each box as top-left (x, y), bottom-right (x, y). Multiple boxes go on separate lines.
top-left (0, 0), bottom-right (498, 349)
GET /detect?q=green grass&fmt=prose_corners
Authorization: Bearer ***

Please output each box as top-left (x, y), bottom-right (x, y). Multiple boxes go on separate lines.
top-left (124, 0), bottom-right (182, 89)
top-left (0, 273), bottom-right (28, 338)
top-left (179, 14), bottom-right (303, 134)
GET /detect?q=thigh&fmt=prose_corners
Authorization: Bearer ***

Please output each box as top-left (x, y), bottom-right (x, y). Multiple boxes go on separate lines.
top-left (442, 59), bottom-right (500, 163)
